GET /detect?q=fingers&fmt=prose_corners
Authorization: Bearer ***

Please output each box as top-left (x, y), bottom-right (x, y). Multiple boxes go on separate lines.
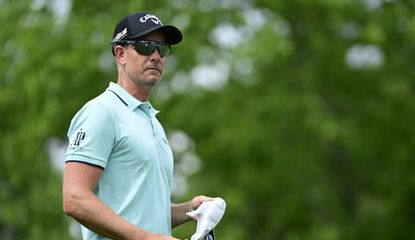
top-left (191, 195), bottom-right (215, 211)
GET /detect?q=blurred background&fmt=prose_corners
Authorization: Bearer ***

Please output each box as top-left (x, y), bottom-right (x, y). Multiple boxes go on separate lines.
top-left (1, 0), bottom-right (415, 239)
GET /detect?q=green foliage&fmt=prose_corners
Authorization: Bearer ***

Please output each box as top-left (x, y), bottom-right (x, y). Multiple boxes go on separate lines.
top-left (1, 0), bottom-right (415, 239)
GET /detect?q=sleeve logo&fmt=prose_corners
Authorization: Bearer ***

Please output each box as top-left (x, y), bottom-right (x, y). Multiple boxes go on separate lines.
top-left (71, 129), bottom-right (86, 146)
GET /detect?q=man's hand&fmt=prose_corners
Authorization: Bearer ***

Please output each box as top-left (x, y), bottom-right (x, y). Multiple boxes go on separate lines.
top-left (189, 195), bottom-right (215, 212)
top-left (171, 195), bottom-right (215, 228)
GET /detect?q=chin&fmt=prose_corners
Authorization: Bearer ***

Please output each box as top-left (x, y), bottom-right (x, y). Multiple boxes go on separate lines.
top-left (145, 79), bottom-right (160, 87)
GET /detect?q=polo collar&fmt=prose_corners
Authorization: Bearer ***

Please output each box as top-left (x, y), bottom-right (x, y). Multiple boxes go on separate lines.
top-left (106, 82), bottom-right (159, 116)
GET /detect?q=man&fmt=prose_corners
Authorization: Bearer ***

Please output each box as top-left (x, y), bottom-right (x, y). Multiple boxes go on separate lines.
top-left (63, 11), bottom-right (213, 240)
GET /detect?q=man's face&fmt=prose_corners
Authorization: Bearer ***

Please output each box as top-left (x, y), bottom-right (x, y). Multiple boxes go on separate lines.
top-left (122, 31), bottom-right (168, 89)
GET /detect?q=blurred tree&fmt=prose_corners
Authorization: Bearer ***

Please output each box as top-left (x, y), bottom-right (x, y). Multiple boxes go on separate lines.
top-left (0, 0), bottom-right (414, 240)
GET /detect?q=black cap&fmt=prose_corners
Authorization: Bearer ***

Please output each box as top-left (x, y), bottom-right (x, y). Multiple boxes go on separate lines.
top-left (112, 11), bottom-right (182, 45)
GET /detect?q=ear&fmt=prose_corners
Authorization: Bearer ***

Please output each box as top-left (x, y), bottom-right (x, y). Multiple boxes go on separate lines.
top-left (114, 45), bottom-right (126, 65)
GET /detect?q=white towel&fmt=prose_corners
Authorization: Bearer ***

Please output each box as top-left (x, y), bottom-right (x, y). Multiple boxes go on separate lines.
top-left (186, 197), bottom-right (226, 240)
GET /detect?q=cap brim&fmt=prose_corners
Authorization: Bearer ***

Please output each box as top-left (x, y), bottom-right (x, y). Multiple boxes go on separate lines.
top-left (129, 25), bottom-right (183, 45)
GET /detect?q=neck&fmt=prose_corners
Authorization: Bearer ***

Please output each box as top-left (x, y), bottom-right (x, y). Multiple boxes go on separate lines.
top-left (117, 76), bottom-right (152, 102)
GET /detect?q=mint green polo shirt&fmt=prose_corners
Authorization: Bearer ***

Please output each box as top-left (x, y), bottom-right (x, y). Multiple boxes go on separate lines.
top-left (65, 82), bottom-right (174, 240)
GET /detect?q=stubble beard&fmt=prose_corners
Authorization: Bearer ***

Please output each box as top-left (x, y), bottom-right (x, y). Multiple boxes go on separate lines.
top-left (140, 73), bottom-right (161, 88)
top-left (127, 67), bottom-right (162, 89)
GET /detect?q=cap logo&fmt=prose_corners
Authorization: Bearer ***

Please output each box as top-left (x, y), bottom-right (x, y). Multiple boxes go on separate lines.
top-left (113, 27), bottom-right (127, 42)
top-left (139, 13), bottom-right (162, 25)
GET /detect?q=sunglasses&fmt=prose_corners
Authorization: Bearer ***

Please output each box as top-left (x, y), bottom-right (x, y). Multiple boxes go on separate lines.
top-left (118, 40), bottom-right (170, 57)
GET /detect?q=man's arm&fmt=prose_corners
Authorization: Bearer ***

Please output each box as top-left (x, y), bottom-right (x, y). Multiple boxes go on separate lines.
top-left (171, 196), bottom-right (214, 228)
top-left (63, 162), bottom-right (178, 240)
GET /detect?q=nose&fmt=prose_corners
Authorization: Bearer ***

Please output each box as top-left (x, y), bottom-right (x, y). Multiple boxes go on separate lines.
top-left (149, 47), bottom-right (162, 58)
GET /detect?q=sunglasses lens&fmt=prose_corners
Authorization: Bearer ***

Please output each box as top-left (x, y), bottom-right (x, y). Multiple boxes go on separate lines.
top-left (157, 45), bottom-right (169, 57)
top-left (134, 43), bottom-right (153, 55)
top-left (134, 41), bottom-right (170, 57)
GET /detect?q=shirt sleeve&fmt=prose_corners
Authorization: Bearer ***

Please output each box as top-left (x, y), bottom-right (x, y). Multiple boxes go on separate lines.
top-left (65, 102), bottom-right (115, 169)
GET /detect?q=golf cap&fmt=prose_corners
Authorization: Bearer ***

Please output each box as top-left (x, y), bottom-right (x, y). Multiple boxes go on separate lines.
top-left (112, 11), bottom-right (182, 52)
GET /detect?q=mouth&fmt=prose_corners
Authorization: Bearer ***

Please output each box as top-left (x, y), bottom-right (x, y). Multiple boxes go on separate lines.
top-left (146, 67), bottom-right (162, 74)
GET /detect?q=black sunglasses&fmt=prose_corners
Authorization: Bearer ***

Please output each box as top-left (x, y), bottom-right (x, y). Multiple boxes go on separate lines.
top-left (115, 40), bottom-right (170, 57)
